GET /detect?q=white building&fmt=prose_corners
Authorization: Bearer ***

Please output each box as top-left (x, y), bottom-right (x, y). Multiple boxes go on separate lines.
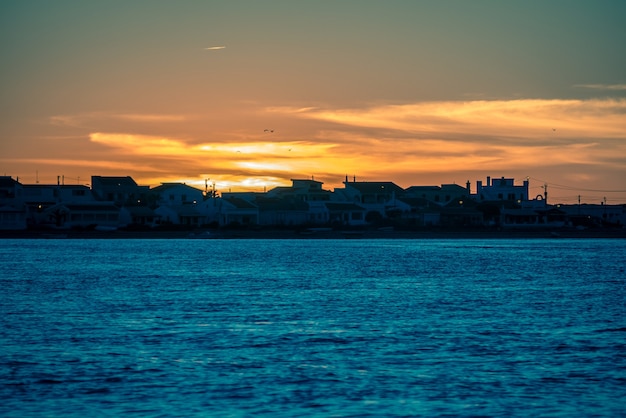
top-left (476, 176), bottom-right (530, 202)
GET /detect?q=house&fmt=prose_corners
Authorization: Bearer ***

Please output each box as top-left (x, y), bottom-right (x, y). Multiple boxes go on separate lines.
top-left (64, 203), bottom-right (120, 229)
top-left (0, 205), bottom-right (27, 230)
top-left (501, 206), bottom-right (567, 229)
top-left (476, 176), bottom-right (529, 202)
top-left (325, 202), bottom-right (367, 226)
top-left (338, 179), bottom-right (405, 204)
top-left (0, 176), bottom-right (24, 205)
top-left (404, 183), bottom-right (470, 205)
top-left (0, 177), bottom-right (27, 230)
top-left (305, 201), bottom-right (330, 225)
top-left (220, 196), bottom-right (259, 226)
top-left (21, 183), bottom-right (108, 228)
top-left (91, 176), bottom-right (150, 205)
top-left (150, 183), bottom-right (204, 207)
top-left (395, 197), bottom-right (442, 227)
top-left (335, 179), bottom-right (404, 222)
top-left (146, 183), bottom-right (205, 226)
top-left (153, 204), bottom-right (204, 227)
top-left (220, 180), bottom-right (333, 227)
top-left (256, 196), bottom-right (309, 226)
top-left (119, 205), bottom-right (158, 228)
top-left (440, 198), bottom-right (484, 227)
top-left (558, 203), bottom-right (625, 228)
top-left (266, 179), bottom-right (332, 202)
top-left (22, 184), bottom-right (96, 206)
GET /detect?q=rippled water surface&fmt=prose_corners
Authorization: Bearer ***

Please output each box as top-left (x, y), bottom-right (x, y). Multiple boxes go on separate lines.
top-left (1, 238), bottom-right (625, 417)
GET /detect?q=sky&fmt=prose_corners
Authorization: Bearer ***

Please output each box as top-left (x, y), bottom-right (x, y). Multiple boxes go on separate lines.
top-left (1, 0), bottom-right (626, 204)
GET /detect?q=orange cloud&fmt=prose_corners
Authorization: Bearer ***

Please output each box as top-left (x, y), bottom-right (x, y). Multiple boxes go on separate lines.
top-left (282, 99), bottom-right (626, 141)
top-left (89, 133), bottom-right (190, 156)
top-left (51, 112), bottom-right (187, 127)
top-left (14, 99), bottom-right (623, 200)
top-left (86, 132), bottom-right (343, 190)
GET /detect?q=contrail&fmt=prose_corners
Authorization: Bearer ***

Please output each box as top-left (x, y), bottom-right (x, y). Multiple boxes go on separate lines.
top-left (205, 46), bottom-right (226, 50)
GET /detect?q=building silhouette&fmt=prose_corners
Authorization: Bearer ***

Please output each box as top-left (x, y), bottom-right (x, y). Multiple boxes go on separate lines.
top-left (0, 174), bottom-right (624, 231)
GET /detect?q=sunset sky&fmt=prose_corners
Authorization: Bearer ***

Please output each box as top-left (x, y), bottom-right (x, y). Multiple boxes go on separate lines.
top-left (2, 1), bottom-right (625, 204)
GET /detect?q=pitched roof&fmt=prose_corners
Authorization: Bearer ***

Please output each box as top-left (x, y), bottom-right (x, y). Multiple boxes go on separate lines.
top-left (345, 182), bottom-right (404, 195)
top-left (225, 197), bottom-right (257, 209)
top-left (0, 176), bottom-right (21, 188)
top-left (405, 185), bottom-right (442, 192)
top-left (91, 176), bottom-right (138, 187)
top-left (151, 183), bottom-right (203, 193)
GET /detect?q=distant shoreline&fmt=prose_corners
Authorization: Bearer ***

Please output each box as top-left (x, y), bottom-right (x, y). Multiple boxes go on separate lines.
top-left (2, 227), bottom-right (625, 240)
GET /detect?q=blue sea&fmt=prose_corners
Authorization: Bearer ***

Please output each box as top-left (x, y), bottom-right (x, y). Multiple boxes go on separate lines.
top-left (1, 238), bottom-right (625, 417)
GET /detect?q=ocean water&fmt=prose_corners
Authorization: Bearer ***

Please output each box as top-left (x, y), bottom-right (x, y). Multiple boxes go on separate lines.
top-left (1, 238), bottom-right (625, 417)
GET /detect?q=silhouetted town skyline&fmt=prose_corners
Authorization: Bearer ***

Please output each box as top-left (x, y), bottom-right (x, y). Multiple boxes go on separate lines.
top-left (1, 173), bottom-right (624, 233)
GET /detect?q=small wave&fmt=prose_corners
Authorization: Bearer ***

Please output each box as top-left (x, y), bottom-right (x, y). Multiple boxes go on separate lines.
top-left (35, 379), bottom-right (63, 385)
top-left (595, 327), bottom-right (626, 333)
top-left (82, 387), bottom-right (111, 394)
top-left (304, 336), bottom-right (349, 344)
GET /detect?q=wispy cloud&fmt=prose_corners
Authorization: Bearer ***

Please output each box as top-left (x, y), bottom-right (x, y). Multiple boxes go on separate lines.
top-left (1, 158), bottom-right (159, 173)
top-left (89, 133), bottom-right (190, 157)
top-left (574, 83), bottom-right (626, 91)
top-left (205, 46), bottom-right (226, 50)
top-left (277, 98), bottom-right (626, 142)
top-left (50, 112), bottom-right (187, 127)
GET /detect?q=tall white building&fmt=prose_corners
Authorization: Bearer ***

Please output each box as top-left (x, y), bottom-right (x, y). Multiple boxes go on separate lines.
top-left (476, 176), bottom-right (530, 202)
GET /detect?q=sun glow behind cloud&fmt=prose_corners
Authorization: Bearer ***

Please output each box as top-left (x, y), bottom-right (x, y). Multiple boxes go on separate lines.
top-left (86, 132), bottom-right (342, 190)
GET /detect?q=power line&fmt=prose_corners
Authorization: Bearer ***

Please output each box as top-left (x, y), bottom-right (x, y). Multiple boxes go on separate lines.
top-left (528, 177), bottom-right (626, 193)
